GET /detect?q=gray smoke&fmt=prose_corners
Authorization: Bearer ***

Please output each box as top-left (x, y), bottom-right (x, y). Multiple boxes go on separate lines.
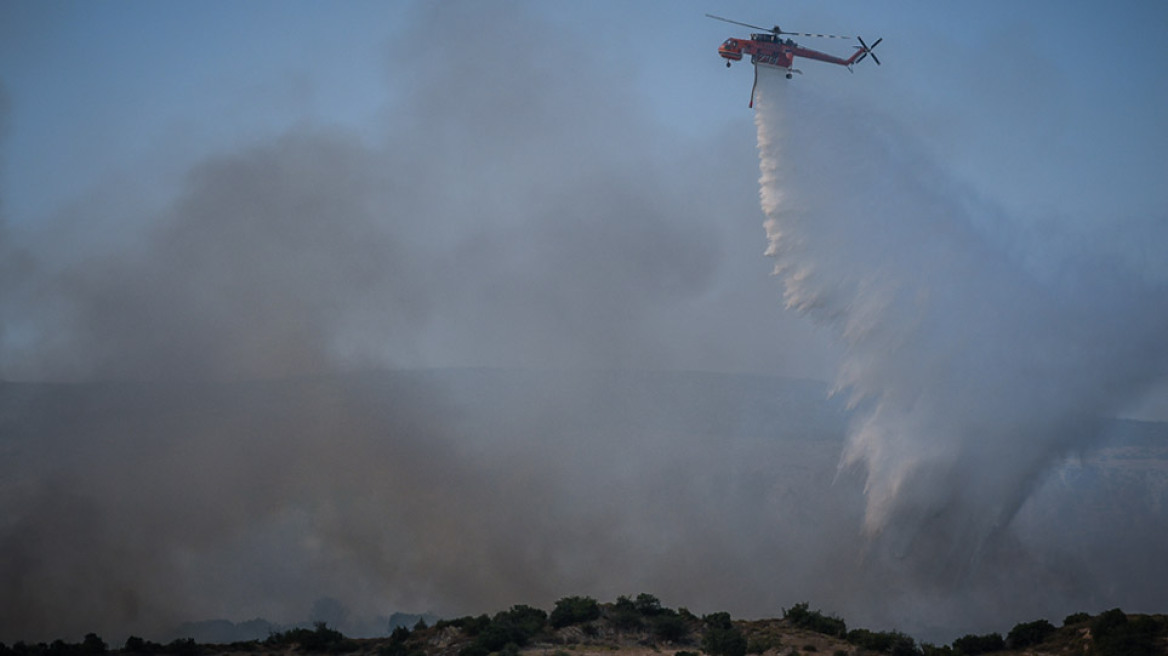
top-left (1, 3), bottom-right (825, 383)
top-left (0, 1), bottom-right (832, 642)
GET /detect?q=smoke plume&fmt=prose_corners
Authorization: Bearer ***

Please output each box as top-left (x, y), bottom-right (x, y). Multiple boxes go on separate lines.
top-left (752, 65), bottom-right (1168, 585)
top-left (0, 2), bottom-right (828, 642)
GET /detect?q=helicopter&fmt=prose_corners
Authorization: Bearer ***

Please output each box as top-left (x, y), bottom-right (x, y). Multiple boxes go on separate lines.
top-left (707, 14), bottom-right (881, 107)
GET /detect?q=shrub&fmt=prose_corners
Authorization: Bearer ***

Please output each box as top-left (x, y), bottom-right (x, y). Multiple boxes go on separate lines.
top-left (652, 613), bottom-right (690, 643)
top-left (847, 628), bottom-right (916, 655)
top-left (1006, 619), bottom-right (1055, 649)
top-left (610, 596), bottom-right (643, 631)
top-left (635, 594), bottom-right (664, 616)
top-left (1063, 612), bottom-right (1091, 626)
top-left (494, 604), bottom-right (548, 643)
top-left (701, 614), bottom-right (745, 656)
top-left (1090, 609), bottom-right (1159, 656)
top-left (46, 640), bottom-right (74, 656)
top-left (389, 627), bottom-right (411, 644)
top-left (781, 603), bottom-right (846, 639)
top-left (380, 626), bottom-right (426, 656)
top-left (163, 638), bottom-right (200, 656)
top-left (460, 615), bottom-right (493, 636)
top-left (950, 632), bottom-right (1003, 655)
top-left (551, 597), bottom-right (602, 629)
top-left (123, 637), bottom-right (163, 654)
top-left (745, 635), bottom-right (781, 654)
top-left (266, 623), bottom-right (355, 653)
top-left (80, 635), bottom-right (105, 655)
top-left (463, 604), bottom-right (549, 655)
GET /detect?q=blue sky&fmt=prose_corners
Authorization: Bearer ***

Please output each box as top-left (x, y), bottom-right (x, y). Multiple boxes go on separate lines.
top-left (5, 0), bottom-right (1164, 224)
top-left (1, 0), bottom-right (1166, 413)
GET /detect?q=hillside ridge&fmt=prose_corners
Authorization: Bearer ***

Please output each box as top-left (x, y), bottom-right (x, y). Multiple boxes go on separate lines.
top-left (6, 596), bottom-right (1164, 656)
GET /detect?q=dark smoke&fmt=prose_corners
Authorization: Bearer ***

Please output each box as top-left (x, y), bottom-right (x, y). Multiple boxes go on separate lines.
top-left (0, 1), bottom-right (827, 642)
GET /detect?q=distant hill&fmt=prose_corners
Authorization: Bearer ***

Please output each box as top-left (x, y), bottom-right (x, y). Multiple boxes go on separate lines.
top-left (5, 596), bottom-right (1166, 656)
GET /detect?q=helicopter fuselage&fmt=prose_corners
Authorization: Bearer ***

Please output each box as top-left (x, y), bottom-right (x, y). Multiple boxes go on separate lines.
top-left (718, 33), bottom-right (860, 74)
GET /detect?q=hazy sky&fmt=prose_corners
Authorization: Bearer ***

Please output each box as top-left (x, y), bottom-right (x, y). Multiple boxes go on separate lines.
top-left (2, 1), bottom-right (1165, 391)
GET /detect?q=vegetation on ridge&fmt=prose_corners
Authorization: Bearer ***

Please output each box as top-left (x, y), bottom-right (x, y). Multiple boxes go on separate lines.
top-left (2, 596), bottom-right (1165, 656)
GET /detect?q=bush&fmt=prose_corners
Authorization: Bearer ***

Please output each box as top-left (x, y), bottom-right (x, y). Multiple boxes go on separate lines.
top-left (462, 604), bottom-right (549, 655)
top-left (1063, 612), bottom-right (1091, 626)
top-left (703, 613), bottom-right (733, 630)
top-left (473, 623), bottom-right (523, 653)
top-left (652, 613), bottom-right (690, 643)
top-left (266, 623), bottom-right (356, 653)
top-left (846, 628), bottom-right (916, 655)
top-left (163, 639), bottom-right (200, 656)
top-left (453, 615), bottom-right (493, 636)
top-left (493, 604), bottom-right (548, 643)
top-left (550, 597), bottom-right (602, 629)
top-left (782, 603), bottom-right (846, 639)
top-left (380, 626), bottom-right (426, 656)
top-left (950, 632), bottom-right (1003, 655)
top-left (1006, 619), bottom-right (1055, 649)
top-left (1090, 609), bottom-right (1159, 656)
top-left (80, 636), bottom-right (105, 655)
top-left (635, 594), bottom-right (664, 616)
top-left (389, 627), bottom-right (411, 644)
top-left (745, 635), bottom-right (781, 655)
top-left (701, 614), bottom-right (745, 656)
top-left (609, 596), bottom-right (643, 631)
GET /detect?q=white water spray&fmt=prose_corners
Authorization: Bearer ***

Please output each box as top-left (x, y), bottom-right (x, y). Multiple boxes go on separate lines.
top-left (752, 66), bottom-right (1168, 580)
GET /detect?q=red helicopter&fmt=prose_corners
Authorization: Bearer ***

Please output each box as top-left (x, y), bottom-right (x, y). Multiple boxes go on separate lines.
top-left (707, 14), bottom-right (881, 106)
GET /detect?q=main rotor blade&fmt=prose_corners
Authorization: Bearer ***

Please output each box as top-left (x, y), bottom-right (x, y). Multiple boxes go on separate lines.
top-left (779, 30), bottom-right (853, 39)
top-left (707, 13), bottom-right (855, 40)
top-left (705, 14), bottom-right (772, 33)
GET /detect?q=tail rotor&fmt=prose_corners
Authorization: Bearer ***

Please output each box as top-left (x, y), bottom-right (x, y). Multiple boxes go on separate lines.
top-left (854, 36), bottom-right (882, 66)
